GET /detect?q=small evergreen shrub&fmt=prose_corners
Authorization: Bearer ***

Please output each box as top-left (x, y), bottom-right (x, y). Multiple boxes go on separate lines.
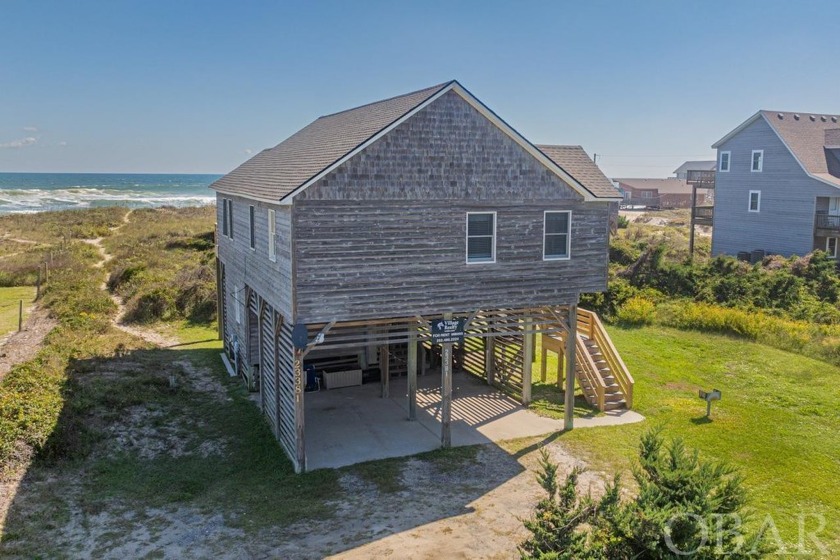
top-left (520, 430), bottom-right (769, 559)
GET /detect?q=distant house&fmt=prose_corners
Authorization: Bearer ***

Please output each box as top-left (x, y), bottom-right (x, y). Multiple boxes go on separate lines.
top-left (673, 160), bottom-right (715, 180)
top-left (711, 111), bottom-right (840, 257)
top-left (210, 80), bottom-right (630, 472)
top-left (614, 178), bottom-right (702, 209)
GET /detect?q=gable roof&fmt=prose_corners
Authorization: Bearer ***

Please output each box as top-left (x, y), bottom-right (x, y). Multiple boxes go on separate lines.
top-left (210, 82), bottom-right (452, 202)
top-left (672, 160), bottom-right (715, 175)
top-left (613, 178), bottom-right (692, 195)
top-left (537, 145), bottom-right (620, 198)
top-left (712, 110), bottom-right (840, 188)
top-left (211, 81), bottom-right (620, 203)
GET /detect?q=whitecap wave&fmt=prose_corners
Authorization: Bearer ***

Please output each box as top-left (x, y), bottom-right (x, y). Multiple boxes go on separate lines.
top-left (0, 187), bottom-right (215, 214)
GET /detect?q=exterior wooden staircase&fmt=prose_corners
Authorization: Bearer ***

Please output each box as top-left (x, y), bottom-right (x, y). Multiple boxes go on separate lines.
top-left (542, 308), bottom-right (634, 412)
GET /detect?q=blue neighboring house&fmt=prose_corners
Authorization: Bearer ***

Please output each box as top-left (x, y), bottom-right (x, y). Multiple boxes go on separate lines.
top-left (711, 111), bottom-right (840, 258)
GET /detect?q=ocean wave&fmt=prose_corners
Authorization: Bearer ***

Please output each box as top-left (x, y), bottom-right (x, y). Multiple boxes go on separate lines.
top-left (0, 187), bottom-right (215, 214)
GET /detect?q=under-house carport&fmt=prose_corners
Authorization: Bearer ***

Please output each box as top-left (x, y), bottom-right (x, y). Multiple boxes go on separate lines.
top-left (305, 369), bottom-right (565, 470)
top-left (298, 306), bottom-right (585, 470)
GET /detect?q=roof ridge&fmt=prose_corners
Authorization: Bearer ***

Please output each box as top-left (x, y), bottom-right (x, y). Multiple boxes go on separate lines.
top-left (318, 81), bottom-right (455, 119)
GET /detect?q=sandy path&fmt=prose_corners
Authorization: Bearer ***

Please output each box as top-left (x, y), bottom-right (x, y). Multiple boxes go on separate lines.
top-left (82, 210), bottom-right (176, 348)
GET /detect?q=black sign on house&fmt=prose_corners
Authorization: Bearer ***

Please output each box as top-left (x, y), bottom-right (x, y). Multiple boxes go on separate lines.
top-left (431, 317), bottom-right (467, 344)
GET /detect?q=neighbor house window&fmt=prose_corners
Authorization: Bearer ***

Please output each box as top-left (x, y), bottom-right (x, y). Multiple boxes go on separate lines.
top-left (249, 205), bottom-right (256, 249)
top-left (466, 212), bottom-right (496, 263)
top-left (751, 150), bottom-right (763, 172)
top-left (719, 151), bottom-right (731, 172)
top-left (544, 211), bottom-right (571, 260)
top-left (748, 190), bottom-right (761, 212)
top-left (827, 238), bottom-right (838, 259)
top-left (267, 209), bottom-right (276, 262)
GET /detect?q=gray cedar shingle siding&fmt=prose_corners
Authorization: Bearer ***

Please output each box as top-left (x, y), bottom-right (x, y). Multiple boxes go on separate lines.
top-left (712, 116), bottom-right (840, 257)
top-left (217, 194), bottom-right (293, 340)
top-left (293, 90), bottom-right (610, 323)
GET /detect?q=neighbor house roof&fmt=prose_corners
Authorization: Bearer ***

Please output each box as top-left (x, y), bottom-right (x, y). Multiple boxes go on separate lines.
top-left (712, 110), bottom-right (840, 188)
top-left (672, 160), bottom-right (715, 175)
top-left (537, 145), bottom-right (620, 199)
top-left (613, 178), bottom-right (692, 195)
top-left (210, 81), bottom-right (620, 203)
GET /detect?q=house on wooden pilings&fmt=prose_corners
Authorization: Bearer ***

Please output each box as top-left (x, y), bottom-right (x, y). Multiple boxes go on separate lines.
top-left (211, 80), bottom-right (633, 472)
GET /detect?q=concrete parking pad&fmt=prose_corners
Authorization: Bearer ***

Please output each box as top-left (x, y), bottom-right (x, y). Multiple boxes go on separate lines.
top-left (304, 371), bottom-right (644, 470)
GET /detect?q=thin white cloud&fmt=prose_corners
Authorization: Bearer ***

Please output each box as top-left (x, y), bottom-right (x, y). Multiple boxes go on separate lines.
top-left (244, 148), bottom-right (253, 155)
top-left (0, 136), bottom-right (37, 149)
top-left (22, 126), bottom-right (38, 132)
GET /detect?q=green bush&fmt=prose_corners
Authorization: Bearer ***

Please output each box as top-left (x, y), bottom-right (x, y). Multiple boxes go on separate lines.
top-left (520, 430), bottom-right (768, 559)
top-left (615, 296), bottom-right (656, 326)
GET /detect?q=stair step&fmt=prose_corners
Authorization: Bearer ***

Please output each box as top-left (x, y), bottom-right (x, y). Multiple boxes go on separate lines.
top-left (604, 401), bottom-right (627, 411)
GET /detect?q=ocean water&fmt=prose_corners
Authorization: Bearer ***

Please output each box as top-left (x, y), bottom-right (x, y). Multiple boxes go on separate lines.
top-left (0, 173), bottom-right (221, 214)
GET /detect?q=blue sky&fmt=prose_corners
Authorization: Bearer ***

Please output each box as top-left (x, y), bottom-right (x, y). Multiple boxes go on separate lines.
top-left (1, 0), bottom-right (838, 177)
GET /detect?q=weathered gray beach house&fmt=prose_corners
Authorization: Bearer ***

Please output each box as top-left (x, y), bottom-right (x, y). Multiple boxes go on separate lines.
top-left (211, 80), bottom-right (629, 472)
top-left (711, 110), bottom-right (840, 257)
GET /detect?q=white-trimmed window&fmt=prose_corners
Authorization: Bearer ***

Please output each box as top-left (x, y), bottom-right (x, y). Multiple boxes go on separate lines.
top-left (267, 209), bottom-right (276, 262)
top-left (466, 212), bottom-right (496, 263)
top-left (827, 238), bottom-right (838, 259)
top-left (719, 151), bottom-right (731, 172)
top-left (751, 150), bottom-right (764, 172)
top-left (248, 205), bottom-right (256, 249)
top-left (544, 211), bottom-right (571, 260)
top-left (748, 190), bottom-right (761, 213)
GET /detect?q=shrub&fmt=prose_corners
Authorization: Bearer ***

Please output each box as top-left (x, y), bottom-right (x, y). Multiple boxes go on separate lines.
top-left (616, 215), bottom-right (630, 229)
top-left (520, 430), bottom-right (768, 559)
top-left (615, 296), bottom-right (656, 326)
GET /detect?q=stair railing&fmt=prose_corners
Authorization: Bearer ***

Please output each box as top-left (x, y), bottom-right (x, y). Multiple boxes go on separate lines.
top-left (575, 334), bottom-right (606, 411)
top-left (578, 309), bottom-right (635, 409)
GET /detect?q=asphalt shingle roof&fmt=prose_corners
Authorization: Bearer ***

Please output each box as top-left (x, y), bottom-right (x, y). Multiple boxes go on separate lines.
top-left (762, 111), bottom-right (840, 188)
top-left (537, 145), bottom-right (620, 199)
top-left (211, 82), bottom-right (620, 202)
top-left (210, 82), bottom-right (452, 200)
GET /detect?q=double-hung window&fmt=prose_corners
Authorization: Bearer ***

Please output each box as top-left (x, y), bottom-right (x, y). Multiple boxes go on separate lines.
top-left (751, 150), bottom-right (763, 172)
top-left (248, 205), bottom-right (256, 249)
top-left (748, 190), bottom-right (761, 213)
top-left (267, 209), bottom-right (276, 262)
top-left (466, 212), bottom-right (496, 263)
top-left (719, 151), bottom-right (731, 172)
top-left (544, 211), bottom-right (571, 260)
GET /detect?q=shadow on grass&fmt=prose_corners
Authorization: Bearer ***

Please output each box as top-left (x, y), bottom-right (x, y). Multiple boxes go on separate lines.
top-left (0, 342), bottom-right (529, 557)
top-left (690, 415), bottom-right (713, 425)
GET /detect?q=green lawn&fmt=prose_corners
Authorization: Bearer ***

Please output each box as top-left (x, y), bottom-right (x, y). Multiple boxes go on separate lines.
top-left (0, 286), bottom-right (36, 337)
top-left (554, 325), bottom-right (840, 555)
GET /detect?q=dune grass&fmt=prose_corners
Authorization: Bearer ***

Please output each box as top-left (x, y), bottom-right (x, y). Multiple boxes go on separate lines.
top-left (0, 287), bottom-right (35, 337)
top-left (556, 325), bottom-right (840, 556)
